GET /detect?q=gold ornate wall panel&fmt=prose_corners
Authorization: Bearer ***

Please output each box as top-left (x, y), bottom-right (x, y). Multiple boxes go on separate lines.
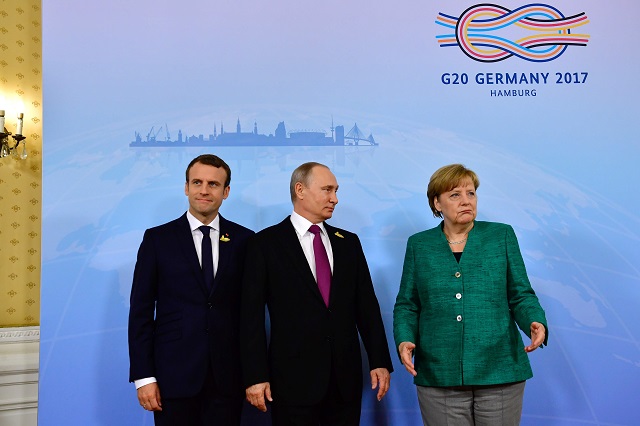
top-left (0, 0), bottom-right (42, 327)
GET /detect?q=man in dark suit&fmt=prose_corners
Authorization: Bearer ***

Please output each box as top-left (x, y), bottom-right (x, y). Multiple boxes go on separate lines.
top-left (241, 162), bottom-right (393, 425)
top-left (129, 154), bottom-right (254, 425)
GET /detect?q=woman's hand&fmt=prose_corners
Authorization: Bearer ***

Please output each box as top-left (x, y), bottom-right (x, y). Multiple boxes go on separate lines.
top-left (525, 322), bottom-right (546, 352)
top-left (398, 341), bottom-right (417, 376)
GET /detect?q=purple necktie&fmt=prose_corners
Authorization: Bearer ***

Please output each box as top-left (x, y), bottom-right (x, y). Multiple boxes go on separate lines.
top-left (309, 225), bottom-right (331, 307)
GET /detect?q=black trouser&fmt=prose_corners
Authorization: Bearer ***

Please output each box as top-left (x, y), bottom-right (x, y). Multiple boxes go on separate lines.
top-left (271, 368), bottom-right (361, 426)
top-left (154, 363), bottom-right (243, 426)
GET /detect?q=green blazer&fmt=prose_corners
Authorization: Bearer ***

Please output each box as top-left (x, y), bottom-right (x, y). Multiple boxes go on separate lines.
top-left (393, 221), bottom-right (548, 387)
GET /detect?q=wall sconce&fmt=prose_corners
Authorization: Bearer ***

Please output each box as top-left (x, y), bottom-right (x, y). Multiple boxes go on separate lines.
top-left (0, 110), bottom-right (27, 160)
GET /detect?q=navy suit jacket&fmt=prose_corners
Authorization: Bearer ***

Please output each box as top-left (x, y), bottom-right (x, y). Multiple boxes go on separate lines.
top-left (240, 217), bottom-right (393, 405)
top-left (128, 213), bottom-right (254, 398)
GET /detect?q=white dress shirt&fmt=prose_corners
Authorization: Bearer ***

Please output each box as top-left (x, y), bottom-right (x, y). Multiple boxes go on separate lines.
top-left (289, 211), bottom-right (334, 279)
top-left (187, 211), bottom-right (220, 277)
top-left (134, 211), bottom-right (220, 390)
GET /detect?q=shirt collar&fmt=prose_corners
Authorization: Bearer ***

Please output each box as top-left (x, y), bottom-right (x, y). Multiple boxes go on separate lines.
top-left (186, 211), bottom-right (220, 232)
top-left (290, 211), bottom-right (327, 237)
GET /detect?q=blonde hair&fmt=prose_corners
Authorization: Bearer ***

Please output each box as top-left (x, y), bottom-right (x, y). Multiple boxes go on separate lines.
top-left (427, 164), bottom-right (480, 218)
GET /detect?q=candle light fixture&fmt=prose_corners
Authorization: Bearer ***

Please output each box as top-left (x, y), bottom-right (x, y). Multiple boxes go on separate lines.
top-left (0, 110), bottom-right (28, 160)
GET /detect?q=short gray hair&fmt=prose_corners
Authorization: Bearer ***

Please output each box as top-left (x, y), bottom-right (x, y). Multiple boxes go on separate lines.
top-left (289, 162), bottom-right (328, 203)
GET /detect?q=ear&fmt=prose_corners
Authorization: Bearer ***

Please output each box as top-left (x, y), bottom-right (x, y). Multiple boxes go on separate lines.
top-left (295, 181), bottom-right (305, 200)
top-left (184, 182), bottom-right (189, 197)
top-left (222, 185), bottom-right (230, 200)
top-left (433, 196), bottom-right (441, 211)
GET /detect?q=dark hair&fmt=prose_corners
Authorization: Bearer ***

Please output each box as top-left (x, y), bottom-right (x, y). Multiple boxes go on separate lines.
top-left (427, 164), bottom-right (480, 218)
top-left (289, 162), bottom-right (328, 203)
top-left (185, 154), bottom-right (231, 187)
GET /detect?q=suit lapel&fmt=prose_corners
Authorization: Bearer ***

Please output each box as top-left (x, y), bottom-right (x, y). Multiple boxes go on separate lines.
top-left (173, 214), bottom-right (208, 295)
top-left (278, 219), bottom-right (315, 278)
top-left (278, 218), bottom-right (327, 304)
top-left (324, 223), bottom-right (342, 307)
top-left (213, 215), bottom-right (231, 295)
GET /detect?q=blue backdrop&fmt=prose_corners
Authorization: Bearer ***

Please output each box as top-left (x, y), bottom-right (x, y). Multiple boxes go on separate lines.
top-left (41, 1), bottom-right (639, 424)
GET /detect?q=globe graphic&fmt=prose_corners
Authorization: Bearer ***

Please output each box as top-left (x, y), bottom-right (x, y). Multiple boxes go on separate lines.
top-left (40, 109), bottom-right (639, 425)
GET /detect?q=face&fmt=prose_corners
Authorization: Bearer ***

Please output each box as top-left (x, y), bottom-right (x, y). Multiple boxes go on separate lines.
top-left (294, 166), bottom-right (339, 223)
top-left (184, 162), bottom-right (230, 224)
top-left (433, 178), bottom-right (477, 227)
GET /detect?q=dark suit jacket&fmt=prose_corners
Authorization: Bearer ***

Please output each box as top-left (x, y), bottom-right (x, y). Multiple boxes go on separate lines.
top-left (128, 213), bottom-right (254, 399)
top-left (240, 217), bottom-right (393, 405)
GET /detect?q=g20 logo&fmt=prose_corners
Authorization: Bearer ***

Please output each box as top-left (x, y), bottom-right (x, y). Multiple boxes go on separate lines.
top-left (435, 4), bottom-right (590, 62)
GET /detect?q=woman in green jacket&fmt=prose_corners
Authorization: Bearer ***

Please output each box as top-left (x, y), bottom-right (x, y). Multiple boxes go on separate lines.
top-left (393, 164), bottom-right (547, 426)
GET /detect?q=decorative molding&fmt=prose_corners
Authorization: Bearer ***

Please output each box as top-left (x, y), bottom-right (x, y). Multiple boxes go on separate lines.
top-left (0, 326), bottom-right (39, 425)
top-left (0, 402), bottom-right (38, 412)
top-left (0, 369), bottom-right (39, 378)
top-left (0, 327), bottom-right (40, 343)
top-left (0, 401), bottom-right (38, 411)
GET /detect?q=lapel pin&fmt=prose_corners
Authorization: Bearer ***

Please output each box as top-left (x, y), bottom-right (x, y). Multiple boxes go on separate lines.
top-left (220, 233), bottom-right (231, 242)
top-left (334, 231), bottom-right (344, 238)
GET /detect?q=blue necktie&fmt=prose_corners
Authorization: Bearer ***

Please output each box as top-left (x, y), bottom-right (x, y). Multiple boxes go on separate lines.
top-left (199, 226), bottom-right (214, 293)
top-left (309, 225), bottom-right (331, 307)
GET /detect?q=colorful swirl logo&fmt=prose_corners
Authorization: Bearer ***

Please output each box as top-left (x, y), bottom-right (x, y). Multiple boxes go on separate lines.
top-left (436, 3), bottom-right (590, 62)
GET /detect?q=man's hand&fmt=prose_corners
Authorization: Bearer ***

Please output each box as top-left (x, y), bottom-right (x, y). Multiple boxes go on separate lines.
top-left (525, 322), bottom-right (546, 352)
top-left (398, 341), bottom-right (417, 376)
top-left (137, 382), bottom-right (162, 411)
top-left (246, 382), bottom-right (272, 412)
top-left (370, 368), bottom-right (391, 401)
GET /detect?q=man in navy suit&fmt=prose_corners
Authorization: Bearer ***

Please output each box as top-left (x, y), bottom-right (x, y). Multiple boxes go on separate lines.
top-left (241, 162), bottom-right (393, 425)
top-left (129, 154), bottom-right (254, 425)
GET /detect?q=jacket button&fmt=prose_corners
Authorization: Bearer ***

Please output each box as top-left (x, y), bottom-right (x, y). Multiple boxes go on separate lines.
top-left (455, 272), bottom-right (461, 278)
top-left (208, 302), bottom-right (213, 309)
top-left (455, 293), bottom-right (462, 299)
top-left (456, 315), bottom-right (463, 322)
